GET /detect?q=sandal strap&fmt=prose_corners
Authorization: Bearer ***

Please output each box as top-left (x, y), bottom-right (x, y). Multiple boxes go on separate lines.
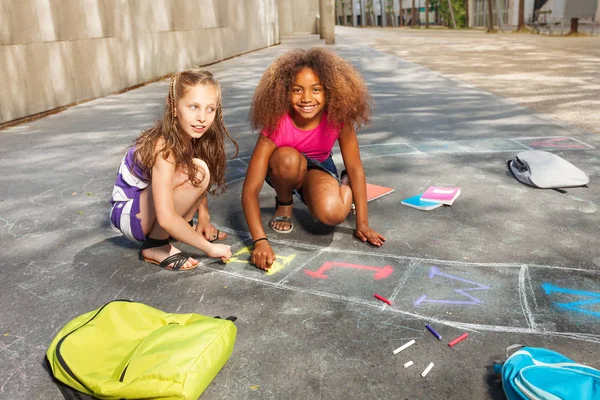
top-left (159, 252), bottom-right (192, 270)
top-left (140, 237), bottom-right (170, 251)
top-left (275, 196), bottom-right (294, 207)
top-left (270, 215), bottom-right (292, 224)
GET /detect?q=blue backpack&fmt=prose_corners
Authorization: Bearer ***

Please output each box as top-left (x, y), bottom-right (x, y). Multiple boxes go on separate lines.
top-left (494, 345), bottom-right (600, 400)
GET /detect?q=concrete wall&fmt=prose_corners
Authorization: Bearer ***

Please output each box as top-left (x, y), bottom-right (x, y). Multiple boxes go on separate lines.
top-left (278, 0), bottom-right (319, 36)
top-left (0, 0), bottom-right (279, 125)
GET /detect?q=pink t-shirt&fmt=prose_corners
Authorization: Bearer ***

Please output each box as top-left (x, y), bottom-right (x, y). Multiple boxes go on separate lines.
top-left (261, 113), bottom-right (339, 163)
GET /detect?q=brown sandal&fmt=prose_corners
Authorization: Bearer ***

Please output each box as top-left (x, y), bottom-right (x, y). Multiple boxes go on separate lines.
top-left (138, 238), bottom-right (198, 271)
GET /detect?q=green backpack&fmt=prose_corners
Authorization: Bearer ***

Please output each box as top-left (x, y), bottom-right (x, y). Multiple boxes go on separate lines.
top-left (46, 300), bottom-right (237, 399)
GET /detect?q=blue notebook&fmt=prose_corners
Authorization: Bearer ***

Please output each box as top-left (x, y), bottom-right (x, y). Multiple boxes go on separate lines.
top-left (401, 194), bottom-right (443, 211)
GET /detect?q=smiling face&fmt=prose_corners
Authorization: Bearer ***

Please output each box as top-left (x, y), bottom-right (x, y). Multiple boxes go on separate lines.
top-left (175, 83), bottom-right (219, 140)
top-left (289, 67), bottom-right (325, 129)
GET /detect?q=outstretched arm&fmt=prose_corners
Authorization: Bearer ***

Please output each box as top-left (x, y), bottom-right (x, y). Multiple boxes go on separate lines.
top-left (241, 135), bottom-right (278, 269)
top-left (338, 125), bottom-right (386, 247)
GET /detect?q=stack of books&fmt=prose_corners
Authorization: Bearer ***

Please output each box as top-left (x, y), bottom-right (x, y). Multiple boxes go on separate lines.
top-left (401, 186), bottom-right (461, 210)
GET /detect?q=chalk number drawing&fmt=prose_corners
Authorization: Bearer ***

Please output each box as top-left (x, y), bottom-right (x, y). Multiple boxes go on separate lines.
top-left (414, 266), bottom-right (490, 306)
top-left (542, 283), bottom-right (600, 318)
top-left (304, 261), bottom-right (394, 280)
top-left (225, 246), bottom-right (296, 275)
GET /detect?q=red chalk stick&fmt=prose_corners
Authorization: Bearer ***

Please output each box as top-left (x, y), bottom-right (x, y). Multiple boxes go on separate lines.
top-left (448, 333), bottom-right (468, 347)
top-left (374, 294), bottom-right (392, 305)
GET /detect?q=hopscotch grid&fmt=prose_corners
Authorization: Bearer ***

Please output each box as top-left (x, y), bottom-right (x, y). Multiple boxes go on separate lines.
top-left (512, 136), bottom-right (595, 150)
top-left (197, 264), bottom-right (600, 344)
top-left (567, 137), bottom-right (596, 149)
top-left (518, 266), bottom-right (538, 331)
top-left (389, 258), bottom-right (422, 303)
top-left (226, 137), bottom-right (593, 176)
top-left (213, 230), bottom-right (600, 274)
top-left (404, 143), bottom-right (423, 153)
top-left (232, 157), bottom-right (250, 166)
top-left (526, 269), bottom-right (539, 312)
top-left (277, 249), bottom-right (325, 286)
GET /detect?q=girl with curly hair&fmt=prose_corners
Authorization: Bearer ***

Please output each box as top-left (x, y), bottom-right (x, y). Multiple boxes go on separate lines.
top-left (242, 48), bottom-right (385, 271)
top-left (110, 69), bottom-right (238, 270)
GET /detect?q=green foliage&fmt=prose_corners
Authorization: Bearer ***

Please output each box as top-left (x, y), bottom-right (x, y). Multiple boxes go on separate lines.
top-left (387, 0), bottom-right (395, 12)
top-left (431, 0), bottom-right (467, 28)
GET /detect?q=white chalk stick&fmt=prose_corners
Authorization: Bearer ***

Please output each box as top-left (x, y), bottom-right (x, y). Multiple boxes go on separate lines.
top-left (392, 339), bottom-right (416, 355)
top-left (403, 361), bottom-right (413, 368)
top-left (421, 362), bottom-right (434, 377)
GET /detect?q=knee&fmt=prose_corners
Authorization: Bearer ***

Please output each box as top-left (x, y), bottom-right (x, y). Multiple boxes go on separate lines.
top-left (312, 198), bottom-right (346, 226)
top-left (269, 147), bottom-right (302, 180)
top-left (184, 158), bottom-right (210, 192)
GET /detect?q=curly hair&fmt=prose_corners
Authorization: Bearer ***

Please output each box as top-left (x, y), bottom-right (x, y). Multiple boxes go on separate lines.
top-left (132, 69), bottom-right (239, 195)
top-left (250, 47), bottom-right (371, 134)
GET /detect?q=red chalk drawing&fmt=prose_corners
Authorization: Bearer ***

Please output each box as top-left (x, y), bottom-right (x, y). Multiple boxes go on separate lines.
top-left (304, 261), bottom-right (394, 280)
top-left (528, 138), bottom-right (587, 149)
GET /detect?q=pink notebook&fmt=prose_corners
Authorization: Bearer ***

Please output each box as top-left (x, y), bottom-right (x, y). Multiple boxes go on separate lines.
top-left (367, 183), bottom-right (395, 202)
top-left (420, 186), bottom-right (461, 205)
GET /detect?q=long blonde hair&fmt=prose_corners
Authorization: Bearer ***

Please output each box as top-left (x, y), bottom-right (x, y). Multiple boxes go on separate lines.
top-left (133, 69), bottom-right (238, 195)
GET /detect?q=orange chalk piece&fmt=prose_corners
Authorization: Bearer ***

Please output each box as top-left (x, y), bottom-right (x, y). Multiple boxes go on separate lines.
top-left (448, 333), bottom-right (468, 347)
top-left (374, 293), bottom-right (392, 305)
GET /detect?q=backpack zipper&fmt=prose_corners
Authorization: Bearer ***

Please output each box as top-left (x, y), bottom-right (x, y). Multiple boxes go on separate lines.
top-left (54, 300), bottom-right (133, 392)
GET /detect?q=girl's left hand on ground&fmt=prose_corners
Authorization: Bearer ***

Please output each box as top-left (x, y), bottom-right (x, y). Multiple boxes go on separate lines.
top-left (196, 222), bottom-right (227, 242)
top-left (354, 226), bottom-right (386, 247)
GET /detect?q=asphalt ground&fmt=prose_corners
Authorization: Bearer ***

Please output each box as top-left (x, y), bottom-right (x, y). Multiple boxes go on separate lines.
top-left (0, 30), bottom-right (598, 399)
top-left (338, 26), bottom-right (600, 136)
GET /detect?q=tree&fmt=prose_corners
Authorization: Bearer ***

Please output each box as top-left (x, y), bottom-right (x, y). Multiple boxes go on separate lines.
top-left (486, 0), bottom-right (496, 32)
top-left (360, 0), bottom-right (367, 26)
top-left (399, 0), bottom-right (404, 25)
top-left (411, 0), bottom-right (416, 27)
top-left (515, 0), bottom-right (526, 31)
top-left (366, 0), bottom-right (375, 26)
top-left (387, 0), bottom-right (397, 26)
top-left (569, 18), bottom-right (579, 34)
top-left (464, 0), bottom-right (469, 27)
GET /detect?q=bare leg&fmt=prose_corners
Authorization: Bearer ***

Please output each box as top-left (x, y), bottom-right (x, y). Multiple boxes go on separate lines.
top-left (302, 170), bottom-right (353, 226)
top-left (268, 147), bottom-right (307, 231)
top-left (137, 158), bottom-right (210, 269)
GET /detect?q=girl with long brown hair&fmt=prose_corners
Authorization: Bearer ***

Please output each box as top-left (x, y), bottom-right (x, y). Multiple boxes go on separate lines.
top-left (242, 48), bottom-right (385, 271)
top-left (110, 69), bottom-right (238, 270)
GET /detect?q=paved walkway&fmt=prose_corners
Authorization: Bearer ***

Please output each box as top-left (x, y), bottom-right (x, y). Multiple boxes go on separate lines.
top-left (337, 26), bottom-right (600, 136)
top-left (0, 31), bottom-right (598, 399)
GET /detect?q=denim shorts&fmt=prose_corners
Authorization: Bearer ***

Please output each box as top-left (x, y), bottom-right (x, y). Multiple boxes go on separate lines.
top-left (266, 153), bottom-right (339, 204)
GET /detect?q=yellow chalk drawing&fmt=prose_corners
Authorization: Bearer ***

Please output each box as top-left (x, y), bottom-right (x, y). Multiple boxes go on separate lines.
top-left (225, 246), bottom-right (296, 275)
top-left (265, 253), bottom-right (296, 275)
top-left (224, 247), bottom-right (252, 264)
